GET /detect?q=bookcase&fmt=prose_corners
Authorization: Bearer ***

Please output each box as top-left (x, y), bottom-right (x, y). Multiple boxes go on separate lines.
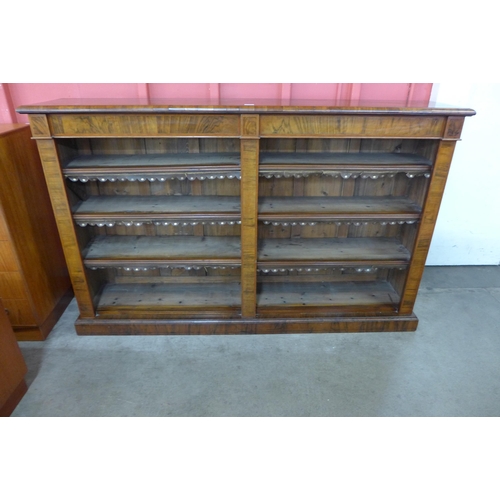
top-left (17, 99), bottom-right (475, 335)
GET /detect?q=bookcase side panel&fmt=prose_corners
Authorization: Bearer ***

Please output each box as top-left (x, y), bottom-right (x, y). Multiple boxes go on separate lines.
top-left (33, 133), bottom-right (96, 317)
top-left (399, 139), bottom-right (457, 314)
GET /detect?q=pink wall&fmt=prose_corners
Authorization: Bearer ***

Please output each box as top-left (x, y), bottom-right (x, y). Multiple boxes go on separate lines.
top-left (0, 83), bottom-right (432, 124)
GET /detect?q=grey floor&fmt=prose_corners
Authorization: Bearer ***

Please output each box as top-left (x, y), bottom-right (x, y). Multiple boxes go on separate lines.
top-left (11, 266), bottom-right (500, 417)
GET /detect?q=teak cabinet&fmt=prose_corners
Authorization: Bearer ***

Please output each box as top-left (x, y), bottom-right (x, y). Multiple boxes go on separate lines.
top-left (0, 298), bottom-right (27, 416)
top-left (0, 124), bottom-right (73, 340)
top-left (17, 99), bottom-right (475, 335)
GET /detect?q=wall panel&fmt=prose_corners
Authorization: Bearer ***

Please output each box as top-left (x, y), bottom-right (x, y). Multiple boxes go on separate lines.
top-left (0, 83), bottom-right (432, 124)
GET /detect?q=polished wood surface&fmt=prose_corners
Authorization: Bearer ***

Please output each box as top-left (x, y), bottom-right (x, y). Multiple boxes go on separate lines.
top-left (0, 299), bottom-right (27, 416)
top-left (46, 114), bottom-right (241, 138)
top-left (34, 137), bottom-right (95, 318)
top-left (17, 98), bottom-right (476, 116)
top-left (75, 315), bottom-right (419, 335)
top-left (399, 140), bottom-right (458, 313)
top-left (0, 124), bottom-right (73, 340)
top-left (17, 100), bottom-right (474, 335)
top-left (259, 115), bottom-right (447, 138)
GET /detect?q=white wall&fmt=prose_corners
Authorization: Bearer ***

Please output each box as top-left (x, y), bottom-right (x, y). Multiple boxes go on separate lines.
top-left (426, 83), bottom-right (500, 265)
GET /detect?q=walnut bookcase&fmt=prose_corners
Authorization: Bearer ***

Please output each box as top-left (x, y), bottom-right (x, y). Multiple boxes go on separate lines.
top-left (17, 99), bottom-right (475, 335)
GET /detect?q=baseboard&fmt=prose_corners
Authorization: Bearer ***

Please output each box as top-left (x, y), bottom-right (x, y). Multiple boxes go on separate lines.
top-left (75, 314), bottom-right (419, 335)
top-left (0, 379), bottom-right (27, 417)
top-left (14, 287), bottom-right (74, 341)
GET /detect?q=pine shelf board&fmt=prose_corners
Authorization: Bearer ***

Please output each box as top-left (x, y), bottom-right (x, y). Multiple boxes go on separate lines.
top-left (83, 235), bottom-right (241, 267)
top-left (258, 237), bottom-right (410, 266)
top-left (73, 195), bottom-right (420, 223)
top-left (259, 152), bottom-right (432, 167)
top-left (258, 196), bottom-right (421, 220)
top-left (97, 282), bottom-right (241, 318)
top-left (67, 153), bottom-right (241, 168)
top-left (256, 280), bottom-right (400, 310)
top-left (73, 195), bottom-right (241, 222)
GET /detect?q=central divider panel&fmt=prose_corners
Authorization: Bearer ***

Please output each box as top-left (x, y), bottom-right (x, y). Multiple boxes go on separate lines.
top-left (240, 114), bottom-right (260, 318)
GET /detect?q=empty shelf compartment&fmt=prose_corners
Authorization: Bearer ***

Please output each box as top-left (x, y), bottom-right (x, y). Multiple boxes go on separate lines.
top-left (83, 235), bottom-right (241, 267)
top-left (97, 282), bottom-right (241, 318)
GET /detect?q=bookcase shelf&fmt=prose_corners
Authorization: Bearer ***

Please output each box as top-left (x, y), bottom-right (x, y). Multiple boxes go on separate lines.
top-left (64, 152), bottom-right (241, 182)
top-left (83, 235), bottom-right (241, 269)
top-left (97, 282), bottom-right (242, 319)
top-left (73, 195), bottom-right (241, 226)
top-left (17, 99), bottom-right (475, 334)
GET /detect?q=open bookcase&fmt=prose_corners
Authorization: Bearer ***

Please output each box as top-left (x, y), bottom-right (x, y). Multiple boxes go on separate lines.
top-left (17, 99), bottom-right (475, 334)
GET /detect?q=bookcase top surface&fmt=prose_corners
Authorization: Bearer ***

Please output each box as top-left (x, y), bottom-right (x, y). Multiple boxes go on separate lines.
top-left (16, 98), bottom-right (476, 116)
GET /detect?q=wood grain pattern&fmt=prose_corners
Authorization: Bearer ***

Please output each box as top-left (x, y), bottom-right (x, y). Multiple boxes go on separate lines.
top-left (97, 283), bottom-right (241, 318)
top-left (259, 152), bottom-right (432, 166)
top-left (0, 241), bottom-right (19, 272)
top-left (240, 119), bottom-right (259, 317)
top-left (28, 114), bottom-right (51, 137)
top-left (75, 314), bottom-right (419, 335)
top-left (35, 139), bottom-right (95, 317)
top-left (0, 124), bottom-right (73, 339)
top-left (260, 115), bottom-right (446, 138)
top-left (2, 298), bottom-right (37, 326)
top-left (73, 195), bottom-right (241, 223)
top-left (258, 196), bottom-right (421, 220)
top-left (0, 272), bottom-right (30, 300)
top-left (83, 235), bottom-right (241, 265)
top-left (443, 116), bottom-right (465, 139)
top-left (0, 299), bottom-right (27, 415)
top-left (258, 237), bottom-right (410, 265)
top-left (0, 213), bottom-right (10, 241)
top-left (241, 114), bottom-right (259, 138)
top-left (49, 114), bottom-right (241, 137)
top-left (67, 152), bottom-right (240, 168)
top-left (256, 280), bottom-right (399, 316)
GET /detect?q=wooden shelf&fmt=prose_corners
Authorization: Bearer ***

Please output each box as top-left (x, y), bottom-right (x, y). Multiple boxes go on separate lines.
top-left (67, 153), bottom-right (241, 168)
top-left (63, 153), bottom-right (241, 182)
top-left (74, 195), bottom-right (419, 225)
top-left (257, 237), bottom-right (410, 267)
top-left (83, 235), bottom-right (241, 268)
top-left (259, 152), bottom-right (432, 179)
top-left (97, 282), bottom-right (241, 318)
top-left (256, 280), bottom-right (400, 315)
top-left (258, 196), bottom-right (421, 222)
top-left (259, 152), bottom-right (432, 167)
top-left (73, 195), bottom-right (241, 224)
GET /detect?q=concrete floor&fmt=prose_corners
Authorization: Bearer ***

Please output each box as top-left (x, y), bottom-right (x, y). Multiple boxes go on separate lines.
top-left (11, 266), bottom-right (500, 417)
